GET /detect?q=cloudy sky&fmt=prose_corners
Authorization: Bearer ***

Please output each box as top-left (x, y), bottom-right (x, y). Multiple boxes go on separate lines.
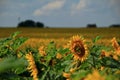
top-left (0, 0), bottom-right (120, 27)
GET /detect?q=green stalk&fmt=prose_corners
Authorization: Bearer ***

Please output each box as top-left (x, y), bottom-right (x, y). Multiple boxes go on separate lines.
top-left (41, 67), bottom-right (50, 80)
top-left (93, 55), bottom-right (96, 68)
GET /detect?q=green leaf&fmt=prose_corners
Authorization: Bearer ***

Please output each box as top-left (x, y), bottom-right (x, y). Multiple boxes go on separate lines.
top-left (92, 36), bottom-right (101, 43)
top-left (41, 67), bottom-right (50, 80)
top-left (0, 56), bottom-right (27, 74)
top-left (10, 31), bottom-right (20, 39)
top-left (0, 32), bottom-right (27, 57)
top-left (101, 57), bottom-right (120, 69)
top-left (11, 37), bottom-right (28, 51)
top-left (71, 70), bottom-right (90, 80)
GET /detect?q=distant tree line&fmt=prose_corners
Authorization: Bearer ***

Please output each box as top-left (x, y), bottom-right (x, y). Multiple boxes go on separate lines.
top-left (87, 24), bottom-right (97, 28)
top-left (17, 19), bottom-right (120, 28)
top-left (109, 24), bottom-right (120, 28)
top-left (86, 24), bottom-right (120, 28)
top-left (17, 20), bottom-right (44, 28)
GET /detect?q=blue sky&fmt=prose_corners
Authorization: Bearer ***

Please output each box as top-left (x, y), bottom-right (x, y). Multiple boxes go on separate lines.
top-left (0, 0), bottom-right (120, 27)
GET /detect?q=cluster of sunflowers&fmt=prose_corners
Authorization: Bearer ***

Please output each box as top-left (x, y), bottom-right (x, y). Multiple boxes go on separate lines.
top-left (0, 32), bottom-right (120, 80)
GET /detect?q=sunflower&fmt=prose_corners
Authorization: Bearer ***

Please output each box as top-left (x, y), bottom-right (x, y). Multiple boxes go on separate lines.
top-left (38, 46), bottom-right (46, 56)
top-left (56, 53), bottom-right (62, 59)
top-left (111, 37), bottom-right (120, 56)
top-left (68, 35), bottom-right (88, 62)
top-left (84, 70), bottom-right (105, 80)
top-left (25, 52), bottom-right (38, 80)
top-left (101, 50), bottom-right (110, 58)
top-left (63, 72), bottom-right (71, 80)
top-left (111, 37), bottom-right (120, 50)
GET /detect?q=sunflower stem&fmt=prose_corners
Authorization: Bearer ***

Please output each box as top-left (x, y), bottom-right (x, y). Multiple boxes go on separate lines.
top-left (93, 55), bottom-right (96, 68)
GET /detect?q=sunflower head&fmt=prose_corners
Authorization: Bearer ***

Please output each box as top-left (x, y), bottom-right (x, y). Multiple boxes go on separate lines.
top-left (38, 46), bottom-right (46, 56)
top-left (56, 53), bottom-right (62, 59)
top-left (25, 52), bottom-right (38, 80)
top-left (84, 70), bottom-right (105, 80)
top-left (111, 37), bottom-right (120, 50)
top-left (68, 35), bottom-right (88, 62)
top-left (111, 37), bottom-right (120, 56)
top-left (101, 50), bottom-right (110, 58)
top-left (63, 72), bottom-right (71, 79)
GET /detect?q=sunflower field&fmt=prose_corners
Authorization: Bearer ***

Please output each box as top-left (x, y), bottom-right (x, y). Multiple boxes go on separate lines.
top-left (0, 31), bottom-right (120, 80)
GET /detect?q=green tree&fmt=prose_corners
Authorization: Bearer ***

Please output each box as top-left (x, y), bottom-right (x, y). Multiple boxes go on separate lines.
top-left (17, 20), bottom-right (44, 28)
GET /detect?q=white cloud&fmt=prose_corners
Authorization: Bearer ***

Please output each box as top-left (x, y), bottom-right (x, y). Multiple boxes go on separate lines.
top-left (75, 0), bottom-right (88, 10)
top-left (71, 0), bottom-right (117, 16)
top-left (33, 0), bottom-right (66, 16)
top-left (71, 0), bottom-right (91, 15)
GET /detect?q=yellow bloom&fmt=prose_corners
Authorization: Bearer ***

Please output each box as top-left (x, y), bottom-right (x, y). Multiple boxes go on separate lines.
top-left (85, 70), bottom-right (105, 80)
top-left (38, 46), bottom-right (46, 56)
top-left (101, 50), bottom-right (119, 60)
top-left (116, 48), bottom-right (120, 56)
top-left (101, 50), bottom-right (110, 57)
top-left (69, 68), bottom-right (76, 73)
top-left (100, 66), bottom-right (105, 71)
top-left (111, 37), bottom-right (120, 58)
top-left (25, 52), bottom-right (38, 80)
top-left (111, 37), bottom-right (120, 50)
top-left (17, 53), bottom-right (21, 58)
top-left (68, 35), bottom-right (88, 62)
top-left (113, 55), bottom-right (119, 60)
top-left (56, 53), bottom-right (62, 59)
top-left (63, 72), bottom-right (71, 80)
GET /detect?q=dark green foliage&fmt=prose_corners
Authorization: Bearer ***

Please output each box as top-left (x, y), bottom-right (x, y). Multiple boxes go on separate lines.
top-left (0, 32), bottom-right (27, 57)
top-left (0, 32), bottom-right (29, 80)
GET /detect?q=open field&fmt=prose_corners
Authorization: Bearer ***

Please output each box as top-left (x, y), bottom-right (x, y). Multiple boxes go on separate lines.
top-left (0, 28), bottom-right (120, 47)
top-left (0, 27), bottom-right (120, 49)
top-left (0, 27), bottom-right (120, 47)
top-left (0, 27), bottom-right (120, 39)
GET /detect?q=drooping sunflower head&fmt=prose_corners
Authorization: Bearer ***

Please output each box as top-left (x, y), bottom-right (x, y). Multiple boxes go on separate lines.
top-left (25, 52), bottom-right (38, 80)
top-left (38, 46), bottom-right (46, 56)
top-left (68, 35), bottom-right (88, 62)
top-left (111, 37), bottom-right (120, 56)
top-left (111, 37), bottom-right (120, 50)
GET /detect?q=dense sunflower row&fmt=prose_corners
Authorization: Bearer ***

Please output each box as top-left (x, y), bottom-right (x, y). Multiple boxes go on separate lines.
top-left (0, 32), bottom-right (120, 80)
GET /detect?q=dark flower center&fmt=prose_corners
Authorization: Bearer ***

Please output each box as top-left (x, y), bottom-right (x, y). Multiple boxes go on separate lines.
top-left (74, 44), bottom-right (85, 57)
